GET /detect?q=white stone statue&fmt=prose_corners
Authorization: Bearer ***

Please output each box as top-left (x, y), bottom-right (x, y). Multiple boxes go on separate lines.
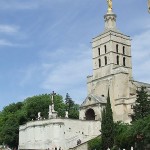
top-left (38, 112), bottom-right (41, 120)
top-left (52, 103), bottom-right (55, 112)
top-left (48, 105), bottom-right (52, 119)
top-left (131, 147), bottom-right (133, 150)
top-left (49, 105), bottom-right (52, 113)
top-left (107, 148), bottom-right (110, 150)
top-left (65, 111), bottom-right (68, 118)
top-left (51, 92), bottom-right (55, 112)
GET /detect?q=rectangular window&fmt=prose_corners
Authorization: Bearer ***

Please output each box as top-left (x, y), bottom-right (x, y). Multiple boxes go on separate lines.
top-left (98, 48), bottom-right (100, 56)
top-left (123, 46), bottom-right (125, 55)
top-left (104, 45), bottom-right (107, 53)
top-left (116, 44), bottom-right (118, 53)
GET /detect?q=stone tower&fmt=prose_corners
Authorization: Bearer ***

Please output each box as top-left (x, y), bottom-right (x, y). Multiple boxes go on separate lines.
top-left (86, 8), bottom-right (134, 123)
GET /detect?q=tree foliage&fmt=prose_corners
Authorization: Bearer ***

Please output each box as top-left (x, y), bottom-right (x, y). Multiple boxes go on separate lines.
top-left (65, 93), bottom-right (75, 111)
top-left (65, 93), bottom-right (79, 119)
top-left (88, 136), bottom-right (102, 150)
top-left (132, 86), bottom-right (150, 121)
top-left (113, 122), bottom-right (134, 149)
top-left (101, 90), bottom-right (114, 150)
top-left (113, 115), bottom-right (150, 149)
top-left (24, 94), bottom-right (50, 120)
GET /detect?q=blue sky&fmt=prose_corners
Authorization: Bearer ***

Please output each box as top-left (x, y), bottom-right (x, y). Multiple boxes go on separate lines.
top-left (0, 0), bottom-right (150, 110)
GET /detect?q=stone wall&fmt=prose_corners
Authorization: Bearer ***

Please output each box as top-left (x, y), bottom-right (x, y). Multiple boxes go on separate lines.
top-left (69, 142), bottom-right (88, 150)
top-left (19, 119), bottom-right (101, 150)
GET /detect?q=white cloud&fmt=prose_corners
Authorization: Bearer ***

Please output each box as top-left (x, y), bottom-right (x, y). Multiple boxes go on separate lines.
top-left (0, 39), bottom-right (14, 46)
top-left (0, 1), bottom-right (39, 10)
top-left (18, 44), bottom-right (92, 102)
top-left (0, 39), bottom-right (24, 47)
top-left (0, 25), bottom-right (19, 34)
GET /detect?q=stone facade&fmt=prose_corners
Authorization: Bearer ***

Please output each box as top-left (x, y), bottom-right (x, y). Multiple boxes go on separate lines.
top-left (79, 94), bottom-right (106, 121)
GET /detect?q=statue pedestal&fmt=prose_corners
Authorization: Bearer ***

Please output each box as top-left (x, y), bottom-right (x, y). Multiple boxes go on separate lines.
top-left (49, 110), bottom-right (58, 119)
top-left (104, 11), bottom-right (117, 30)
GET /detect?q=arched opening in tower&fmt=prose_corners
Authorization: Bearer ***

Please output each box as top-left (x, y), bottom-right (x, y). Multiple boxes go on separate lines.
top-left (85, 108), bottom-right (95, 120)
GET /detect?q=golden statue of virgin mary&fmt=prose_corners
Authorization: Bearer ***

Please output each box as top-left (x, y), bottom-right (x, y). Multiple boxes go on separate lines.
top-left (107, 0), bottom-right (112, 11)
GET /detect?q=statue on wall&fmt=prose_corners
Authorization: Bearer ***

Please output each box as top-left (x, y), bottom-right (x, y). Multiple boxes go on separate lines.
top-left (65, 111), bottom-right (68, 118)
top-left (51, 91), bottom-right (56, 112)
top-left (48, 105), bottom-right (52, 118)
top-left (38, 112), bottom-right (41, 120)
top-left (48, 91), bottom-right (58, 119)
top-left (106, 0), bottom-right (112, 11)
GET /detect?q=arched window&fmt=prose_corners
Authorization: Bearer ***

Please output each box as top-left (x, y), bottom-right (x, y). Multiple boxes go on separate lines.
top-left (98, 48), bottom-right (100, 56)
top-left (116, 44), bottom-right (119, 53)
top-left (105, 56), bottom-right (107, 65)
top-left (117, 55), bottom-right (119, 65)
top-left (104, 45), bottom-right (107, 53)
top-left (123, 46), bottom-right (125, 55)
top-left (98, 59), bottom-right (101, 67)
top-left (123, 57), bottom-right (126, 66)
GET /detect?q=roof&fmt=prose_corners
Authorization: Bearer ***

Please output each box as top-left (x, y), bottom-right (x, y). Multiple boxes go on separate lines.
top-left (132, 80), bottom-right (150, 93)
top-left (80, 94), bottom-right (107, 108)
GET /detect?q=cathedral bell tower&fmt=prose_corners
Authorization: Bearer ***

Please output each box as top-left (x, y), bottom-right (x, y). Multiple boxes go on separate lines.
top-left (87, 2), bottom-right (133, 123)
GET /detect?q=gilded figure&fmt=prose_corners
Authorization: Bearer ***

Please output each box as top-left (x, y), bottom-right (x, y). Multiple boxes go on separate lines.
top-left (107, 0), bottom-right (112, 11)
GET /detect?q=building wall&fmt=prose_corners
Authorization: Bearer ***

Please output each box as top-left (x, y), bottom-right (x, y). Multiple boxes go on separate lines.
top-left (19, 119), bottom-right (101, 150)
top-left (86, 30), bottom-right (135, 123)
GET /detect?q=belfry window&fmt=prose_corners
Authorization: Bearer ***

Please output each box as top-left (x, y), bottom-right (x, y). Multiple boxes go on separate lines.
top-left (117, 55), bottom-right (119, 65)
top-left (105, 56), bottom-right (107, 65)
top-left (98, 59), bottom-right (101, 67)
top-left (104, 45), bottom-right (107, 53)
top-left (98, 48), bottom-right (100, 56)
top-left (116, 44), bottom-right (119, 53)
top-left (123, 46), bottom-right (125, 55)
top-left (123, 57), bottom-right (126, 66)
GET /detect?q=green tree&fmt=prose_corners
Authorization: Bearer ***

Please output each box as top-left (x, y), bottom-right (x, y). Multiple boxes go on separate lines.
top-left (132, 86), bottom-right (150, 121)
top-left (0, 114), bottom-right (19, 148)
top-left (53, 94), bottom-right (66, 117)
top-left (0, 102), bottom-right (25, 148)
top-left (113, 122), bottom-right (134, 149)
top-left (101, 90), bottom-right (114, 150)
top-left (113, 115), bottom-right (150, 149)
top-left (23, 94), bottom-right (50, 120)
top-left (64, 93), bottom-right (79, 119)
top-left (68, 104), bottom-right (79, 119)
top-left (65, 93), bottom-right (74, 111)
top-left (88, 136), bottom-right (102, 150)
top-left (131, 115), bottom-right (150, 149)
